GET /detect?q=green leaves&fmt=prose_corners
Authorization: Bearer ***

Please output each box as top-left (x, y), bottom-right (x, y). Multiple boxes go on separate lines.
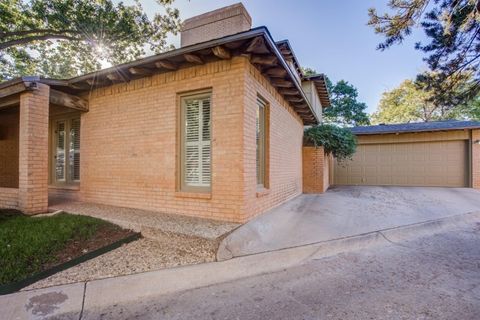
top-left (304, 124), bottom-right (357, 162)
top-left (372, 72), bottom-right (478, 124)
top-left (324, 77), bottom-right (371, 126)
top-left (301, 67), bottom-right (370, 126)
top-left (0, 0), bottom-right (181, 80)
top-left (368, 0), bottom-right (479, 103)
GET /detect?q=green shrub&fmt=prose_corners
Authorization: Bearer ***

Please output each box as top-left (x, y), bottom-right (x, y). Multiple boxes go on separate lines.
top-left (304, 124), bottom-right (357, 162)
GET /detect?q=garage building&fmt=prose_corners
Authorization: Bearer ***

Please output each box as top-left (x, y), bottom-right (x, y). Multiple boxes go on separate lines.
top-left (334, 120), bottom-right (480, 188)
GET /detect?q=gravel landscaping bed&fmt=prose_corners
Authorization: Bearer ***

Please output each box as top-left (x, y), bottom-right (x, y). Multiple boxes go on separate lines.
top-left (20, 201), bottom-right (240, 290)
top-left (24, 233), bottom-right (217, 290)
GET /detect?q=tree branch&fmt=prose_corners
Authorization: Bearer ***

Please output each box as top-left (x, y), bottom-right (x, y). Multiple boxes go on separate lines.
top-left (0, 34), bottom-right (83, 50)
top-left (0, 29), bottom-right (80, 38)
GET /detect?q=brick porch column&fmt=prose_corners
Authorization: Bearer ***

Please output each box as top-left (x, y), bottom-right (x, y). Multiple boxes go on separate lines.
top-left (473, 129), bottom-right (480, 189)
top-left (302, 146), bottom-right (330, 193)
top-left (18, 84), bottom-right (50, 214)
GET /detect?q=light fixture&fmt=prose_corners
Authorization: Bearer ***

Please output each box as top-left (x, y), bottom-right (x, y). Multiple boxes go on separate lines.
top-left (474, 140), bottom-right (480, 145)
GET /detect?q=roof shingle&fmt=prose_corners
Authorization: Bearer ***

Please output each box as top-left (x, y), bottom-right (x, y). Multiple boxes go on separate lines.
top-left (350, 120), bottom-right (480, 135)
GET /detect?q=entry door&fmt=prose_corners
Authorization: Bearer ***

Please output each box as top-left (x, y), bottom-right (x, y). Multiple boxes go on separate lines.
top-left (53, 118), bottom-right (80, 185)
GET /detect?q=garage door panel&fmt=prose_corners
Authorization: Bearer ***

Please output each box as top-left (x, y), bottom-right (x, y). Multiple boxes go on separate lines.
top-left (334, 140), bottom-right (467, 187)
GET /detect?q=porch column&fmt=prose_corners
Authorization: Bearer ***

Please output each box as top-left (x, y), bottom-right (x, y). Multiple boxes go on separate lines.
top-left (302, 146), bottom-right (330, 193)
top-left (18, 83), bottom-right (50, 214)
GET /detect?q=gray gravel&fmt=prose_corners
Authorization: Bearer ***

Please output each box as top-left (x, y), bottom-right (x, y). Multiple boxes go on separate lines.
top-left (24, 200), bottom-right (239, 290)
top-left (25, 234), bottom-right (218, 290)
top-left (81, 220), bottom-right (480, 320)
top-left (48, 201), bottom-right (239, 240)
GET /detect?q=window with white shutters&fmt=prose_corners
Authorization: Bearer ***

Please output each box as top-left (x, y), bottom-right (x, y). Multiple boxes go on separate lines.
top-left (52, 116), bottom-right (80, 185)
top-left (181, 93), bottom-right (211, 191)
top-left (256, 96), bottom-right (268, 188)
top-left (69, 118), bottom-right (81, 182)
top-left (55, 121), bottom-right (66, 182)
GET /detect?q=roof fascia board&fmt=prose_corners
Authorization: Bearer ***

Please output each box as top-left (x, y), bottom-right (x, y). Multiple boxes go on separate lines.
top-left (68, 27), bottom-right (268, 84)
top-left (352, 127), bottom-right (480, 135)
top-left (64, 26), bottom-right (319, 124)
top-left (260, 29), bottom-right (319, 123)
top-left (0, 76), bottom-right (40, 99)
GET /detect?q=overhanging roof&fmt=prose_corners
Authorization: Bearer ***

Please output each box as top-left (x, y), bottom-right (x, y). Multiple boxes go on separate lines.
top-left (0, 76), bottom-right (88, 111)
top-left (275, 40), bottom-right (303, 78)
top-left (0, 27), bottom-right (329, 125)
top-left (350, 120), bottom-right (480, 135)
top-left (303, 74), bottom-right (331, 108)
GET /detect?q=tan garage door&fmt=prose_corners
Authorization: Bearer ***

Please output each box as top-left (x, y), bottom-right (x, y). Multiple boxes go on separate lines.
top-left (334, 140), bottom-right (468, 187)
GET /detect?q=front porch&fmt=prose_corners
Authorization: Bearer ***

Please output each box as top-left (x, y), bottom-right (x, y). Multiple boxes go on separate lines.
top-left (0, 77), bottom-right (88, 214)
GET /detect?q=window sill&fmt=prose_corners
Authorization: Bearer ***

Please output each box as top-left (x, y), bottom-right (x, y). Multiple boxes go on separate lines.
top-left (175, 191), bottom-right (211, 200)
top-left (49, 185), bottom-right (80, 191)
top-left (256, 188), bottom-right (270, 198)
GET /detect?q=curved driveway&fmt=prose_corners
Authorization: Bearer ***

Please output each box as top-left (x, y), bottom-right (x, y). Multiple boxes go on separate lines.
top-left (218, 186), bottom-right (480, 259)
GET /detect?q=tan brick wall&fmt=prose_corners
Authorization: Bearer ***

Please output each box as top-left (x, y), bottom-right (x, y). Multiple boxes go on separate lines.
top-left (79, 58), bottom-right (247, 222)
top-left (473, 129), bottom-right (480, 189)
top-left (302, 146), bottom-right (329, 193)
top-left (18, 84), bottom-right (49, 214)
top-left (242, 63), bottom-right (304, 220)
top-left (0, 107), bottom-right (19, 188)
top-left (0, 187), bottom-right (19, 209)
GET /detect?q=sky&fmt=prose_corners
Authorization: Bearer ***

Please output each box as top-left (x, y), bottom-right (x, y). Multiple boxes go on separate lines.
top-left (131, 0), bottom-right (431, 114)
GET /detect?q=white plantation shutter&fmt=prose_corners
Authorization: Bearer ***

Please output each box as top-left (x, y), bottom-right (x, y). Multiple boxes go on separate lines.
top-left (256, 97), bottom-right (266, 186)
top-left (55, 121), bottom-right (66, 181)
top-left (183, 95), bottom-right (211, 188)
top-left (69, 118), bottom-right (81, 181)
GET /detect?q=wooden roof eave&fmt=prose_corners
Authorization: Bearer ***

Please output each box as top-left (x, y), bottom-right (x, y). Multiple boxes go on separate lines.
top-left (2, 28), bottom-right (318, 124)
top-left (67, 27), bottom-right (320, 124)
top-left (303, 74), bottom-right (332, 108)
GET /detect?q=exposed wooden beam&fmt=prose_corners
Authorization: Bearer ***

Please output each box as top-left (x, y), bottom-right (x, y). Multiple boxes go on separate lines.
top-left (0, 82), bottom-right (28, 99)
top-left (69, 82), bottom-right (91, 90)
top-left (128, 67), bottom-right (152, 76)
top-left (245, 36), bottom-right (269, 54)
top-left (184, 53), bottom-right (204, 64)
top-left (106, 72), bottom-right (129, 83)
top-left (50, 89), bottom-right (88, 112)
top-left (270, 79), bottom-right (294, 88)
top-left (250, 55), bottom-right (277, 66)
top-left (212, 46), bottom-right (231, 59)
top-left (285, 96), bottom-right (304, 103)
top-left (278, 89), bottom-right (299, 96)
top-left (0, 95), bottom-right (20, 109)
top-left (294, 103), bottom-right (308, 109)
top-left (155, 60), bottom-right (178, 70)
top-left (265, 68), bottom-right (288, 78)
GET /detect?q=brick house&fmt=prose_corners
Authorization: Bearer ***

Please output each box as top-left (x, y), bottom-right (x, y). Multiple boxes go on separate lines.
top-left (0, 4), bottom-right (330, 223)
top-left (2, 3), bottom-right (478, 224)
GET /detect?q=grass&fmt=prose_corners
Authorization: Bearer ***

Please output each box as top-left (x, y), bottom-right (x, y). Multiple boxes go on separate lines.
top-left (0, 210), bottom-right (116, 285)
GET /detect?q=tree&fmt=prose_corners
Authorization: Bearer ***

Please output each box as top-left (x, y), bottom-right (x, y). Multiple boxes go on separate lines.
top-left (372, 79), bottom-right (433, 123)
top-left (304, 124), bottom-right (357, 162)
top-left (324, 78), bottom-right (371, 126)
top-left (372, 74), bottom-right (479, 123)
top-left (0, 0), bottom-right (181, 80)
top-left (301, 68), bottom-right (370, 126)
top-left (368, 0), bottom-right (480, 103)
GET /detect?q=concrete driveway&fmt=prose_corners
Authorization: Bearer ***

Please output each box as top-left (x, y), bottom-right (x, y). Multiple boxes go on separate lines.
top-left (218, 186), bottom-right (480, 259)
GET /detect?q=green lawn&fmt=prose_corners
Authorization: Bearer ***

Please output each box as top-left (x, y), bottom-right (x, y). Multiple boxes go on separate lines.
top-left (0, 211), bottom-right (119, 285)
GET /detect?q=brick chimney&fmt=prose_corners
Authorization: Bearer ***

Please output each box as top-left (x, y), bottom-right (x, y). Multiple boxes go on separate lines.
top-left (181, 3), bottom-right (252, 47)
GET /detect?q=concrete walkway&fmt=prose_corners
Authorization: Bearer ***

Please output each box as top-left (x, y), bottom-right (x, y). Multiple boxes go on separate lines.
top-left (2, 211), bottom-right (479, 320)
top-left (218, 186), bottom-right (480, 259)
